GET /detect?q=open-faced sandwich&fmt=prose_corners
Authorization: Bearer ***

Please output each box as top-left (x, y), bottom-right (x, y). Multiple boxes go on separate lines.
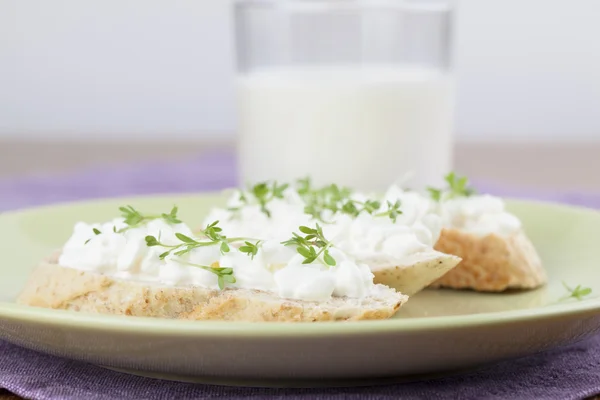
top-left (17, 205), bottom-right (422, 322)
top-left (384, 173), bottom-right (547, 291)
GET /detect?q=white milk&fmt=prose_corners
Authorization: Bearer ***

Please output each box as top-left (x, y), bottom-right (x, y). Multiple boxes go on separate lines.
top-left (237, 65), bottom-right (454, 191)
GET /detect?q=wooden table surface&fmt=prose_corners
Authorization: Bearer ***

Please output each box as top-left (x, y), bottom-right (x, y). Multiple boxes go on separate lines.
top-left (0, 139), bottom-right (599, 399)
top-left (1, 140), bottom-right (599, 191)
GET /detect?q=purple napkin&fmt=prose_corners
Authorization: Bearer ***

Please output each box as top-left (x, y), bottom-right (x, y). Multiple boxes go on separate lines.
top-left (1, 153), bottom-right (600, 400)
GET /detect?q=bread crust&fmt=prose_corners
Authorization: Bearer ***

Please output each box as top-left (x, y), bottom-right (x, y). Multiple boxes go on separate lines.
top-left (430, 228), bottom-right (546, 291)
top-left (16, 257), bottom-right (408, 322)
top-left (370, 252), bottom-right (461, 296)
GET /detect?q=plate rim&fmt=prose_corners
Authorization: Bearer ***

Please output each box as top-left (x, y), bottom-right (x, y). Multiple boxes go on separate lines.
top-left (1, 295), bottom-right (600, 338)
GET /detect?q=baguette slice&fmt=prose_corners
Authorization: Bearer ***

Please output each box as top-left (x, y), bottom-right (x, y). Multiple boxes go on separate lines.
top-left (429, 228), bottom-right (546, 292)
top-left (16, 256), bottom-right (408, 322)
top-left (370, 251), bottom-right (462, 296)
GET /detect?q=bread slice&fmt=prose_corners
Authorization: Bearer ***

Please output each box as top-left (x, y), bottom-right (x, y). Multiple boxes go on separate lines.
top-left (370, 252), bottom-right (462, 296)
top-left (16, 256), bottom-right (408, 322)
top-left (429, 228), bottom-right (546, 292)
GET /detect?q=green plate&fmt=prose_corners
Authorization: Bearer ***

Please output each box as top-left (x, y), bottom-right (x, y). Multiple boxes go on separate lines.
top-left (1, 193), bottom-right (600, 386)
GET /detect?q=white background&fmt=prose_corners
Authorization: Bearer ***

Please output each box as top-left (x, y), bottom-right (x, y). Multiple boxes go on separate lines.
top-left (1, 0), bottom-right (599, 142)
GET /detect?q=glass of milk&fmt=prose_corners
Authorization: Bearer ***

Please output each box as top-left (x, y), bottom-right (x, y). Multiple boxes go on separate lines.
top-left (234, 0), bottom-right (454, 191)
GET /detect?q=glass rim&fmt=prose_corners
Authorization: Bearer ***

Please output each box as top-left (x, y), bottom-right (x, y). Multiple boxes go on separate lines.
top-left (234, 0), bottom-right (452, 13)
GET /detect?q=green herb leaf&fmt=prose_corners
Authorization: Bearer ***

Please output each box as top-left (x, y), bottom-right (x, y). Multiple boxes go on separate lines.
top-left (428, 172), bottom-right (476, 202)
top-left (175, 233), bottom-right (196, 243)
top-left (323, 250), bottom-right (336, 266)
top-left (159, 251), bottom-right (170, 260)
top-left (364, 200), bottom-right (381, 213)
top-left (282, 224), bottom-right (336, 267)
top-left (560, 281), bottom-right (593, 301)
top-left (239, 241), bottom-right (261, 259)
top-left (296, 177), bottom-right (312, 196)
top-left (272, 182), bottom-right (289, 198)
top-left (297, 246), bottom-right (312, 258)
top-left (161, 205), bottom-right (182, 224)
top-left (119, 205), bottom-right (144, 226)
top-left (253, 182), bottom-right (269, 199)
top-left (303, 204), bottom-right (322, 220)
top-left (427, 188), bottom-right (442, 202)
top-left (341, 201), bottom-right (359, 216)
top-left (145, 235), bottom-right (159, 246)
top-left (299, 226), bottom-right (316, 235)
top-left (220, 241), bottom-right (230, 254)
top-left (92, 228), bottom-right (102, 235)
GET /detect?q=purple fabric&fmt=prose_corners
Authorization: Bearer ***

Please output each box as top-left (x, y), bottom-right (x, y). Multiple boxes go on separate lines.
top-left (0, 150), bottom-right (238, 212)
top-left (1, 154), bottom-right (600, 400)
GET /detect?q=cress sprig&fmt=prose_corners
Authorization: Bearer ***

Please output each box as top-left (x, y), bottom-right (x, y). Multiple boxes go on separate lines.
top-left (427, 172), bottom-right (476, 202)
top-left (239, 240), bottom-right (261, 259)
top-left (175, 260), bottom-right (236, 290)
top-left (84, 205), bottom-right (181, 244)
top-left (119, 205), bottom-right (181, 231)
top-left (376, 200), bottom-right (403, 222)
top-left (296, 179), bottom-right (403, 223)
top-left (229, 181), bottom-right (289, 218)
top-left (144, 220), bottom-right (256, 260)
top-left (560, 281), bottom-right (593, 301)
top-left (281, 224), bottom-right (336, 266)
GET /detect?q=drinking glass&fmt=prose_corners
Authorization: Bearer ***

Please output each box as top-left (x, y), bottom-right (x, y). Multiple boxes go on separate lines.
top-left (234, 0), bottom-right (454, 191)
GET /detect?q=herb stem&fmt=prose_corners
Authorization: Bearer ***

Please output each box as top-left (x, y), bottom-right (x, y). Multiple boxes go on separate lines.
top-left (145, 221), bottom-right (261, 260)
top-left (174, 260), bottom-right (236, 290)
top-left (314, 242), bottom-right (332, 263)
